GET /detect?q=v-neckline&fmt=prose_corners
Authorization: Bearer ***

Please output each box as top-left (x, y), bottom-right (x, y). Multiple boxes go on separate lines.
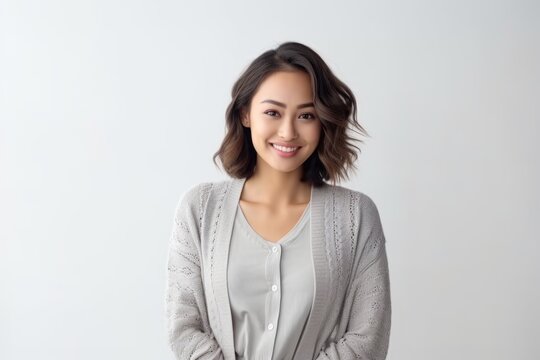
top-left (212, 177), bottom-right (330, 360)
top-left (236, 201), bottom-right (311, 245)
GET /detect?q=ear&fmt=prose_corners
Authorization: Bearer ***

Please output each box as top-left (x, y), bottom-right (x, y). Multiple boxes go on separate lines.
top-left (241, 110), bottom-right (250, 128)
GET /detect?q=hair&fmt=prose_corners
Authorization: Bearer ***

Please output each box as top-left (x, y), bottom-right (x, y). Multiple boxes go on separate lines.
top-left (212, 41), bottom-right (370, 187)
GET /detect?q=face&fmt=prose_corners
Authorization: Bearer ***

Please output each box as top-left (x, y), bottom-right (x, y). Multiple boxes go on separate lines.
top-left (242, 70), bottom-right (322, 176)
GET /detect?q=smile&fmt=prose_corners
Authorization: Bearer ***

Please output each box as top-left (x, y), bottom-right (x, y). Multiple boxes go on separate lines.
top-left (270, 143), bottom-right (301, 158)
top-left (272, 144), bottom-right (298, 152)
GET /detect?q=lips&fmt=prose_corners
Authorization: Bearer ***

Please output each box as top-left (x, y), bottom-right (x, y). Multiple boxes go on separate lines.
top-left (270, 143), bottom-right (301, 157)
top-left (271, 142), bottom-right (300, 147)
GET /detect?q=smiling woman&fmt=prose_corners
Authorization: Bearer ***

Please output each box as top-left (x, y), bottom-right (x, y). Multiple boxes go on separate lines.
top-left (213, 42), bottom-right (368, 187)
top-left (166, 41), bottom-right (391, 360)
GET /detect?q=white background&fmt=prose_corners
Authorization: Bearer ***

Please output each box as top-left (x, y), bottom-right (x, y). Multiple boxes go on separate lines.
top-left (1, 0), bottom-right (539, 359)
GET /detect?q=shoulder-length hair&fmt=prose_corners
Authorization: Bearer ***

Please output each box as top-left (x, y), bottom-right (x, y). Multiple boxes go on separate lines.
top-left (212, 41), bottom-right (369, 187)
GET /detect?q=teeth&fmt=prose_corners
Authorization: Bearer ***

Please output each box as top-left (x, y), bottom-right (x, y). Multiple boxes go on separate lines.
top-left (272, 144), bottom-right (298, 152)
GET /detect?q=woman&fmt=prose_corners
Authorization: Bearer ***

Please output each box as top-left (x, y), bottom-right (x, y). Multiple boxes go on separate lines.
top-left (166, 41), bottom-right (391, 360)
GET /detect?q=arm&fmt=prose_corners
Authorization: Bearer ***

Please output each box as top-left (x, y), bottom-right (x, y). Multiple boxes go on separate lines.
top-left (165, 185), bottom-right (225, 360)
top-left (315, 196), bottom-right (392, 360)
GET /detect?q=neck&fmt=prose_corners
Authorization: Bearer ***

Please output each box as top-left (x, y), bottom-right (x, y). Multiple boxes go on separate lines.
top-left (242, 166), bottom-right (311, 207)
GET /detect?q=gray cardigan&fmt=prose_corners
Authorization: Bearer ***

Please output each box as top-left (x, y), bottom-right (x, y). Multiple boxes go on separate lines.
top-left (165, 177), bottom-right (391, 359)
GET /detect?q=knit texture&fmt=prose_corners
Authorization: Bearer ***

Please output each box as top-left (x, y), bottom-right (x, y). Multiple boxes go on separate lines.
top-left (165, 178), bottom-right (391, 359)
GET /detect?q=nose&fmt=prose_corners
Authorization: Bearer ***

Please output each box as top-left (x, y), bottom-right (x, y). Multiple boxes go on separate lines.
top-left (277, 116), bottom-right (298, 140)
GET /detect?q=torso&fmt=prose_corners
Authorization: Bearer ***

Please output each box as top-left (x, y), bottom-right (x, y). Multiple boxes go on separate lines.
top-left (238, 200), bottom-right (310, 243)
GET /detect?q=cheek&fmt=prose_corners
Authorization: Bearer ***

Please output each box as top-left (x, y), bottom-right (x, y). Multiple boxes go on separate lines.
top-left (251, 123), bottom-right (274, 141)
top-left (307, 123), bottom-right (322, 142)
top-left (249, 131), bottom-right (267, 149)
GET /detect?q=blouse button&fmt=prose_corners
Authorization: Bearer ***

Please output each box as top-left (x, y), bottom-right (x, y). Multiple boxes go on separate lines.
top-left (272, 246), bottom-right (278, 253)
top-left (267, 323), bottom-right (274, 330)
top-left (271, 285), bottom-right (278, 292)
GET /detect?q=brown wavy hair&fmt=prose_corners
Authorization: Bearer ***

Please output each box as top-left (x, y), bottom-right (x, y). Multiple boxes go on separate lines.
top-left (212, 41), bottom-right (370, 187)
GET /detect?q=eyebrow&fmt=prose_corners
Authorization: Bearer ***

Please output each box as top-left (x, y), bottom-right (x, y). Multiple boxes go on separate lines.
top-left (260, 99), bottom-right (314, 109)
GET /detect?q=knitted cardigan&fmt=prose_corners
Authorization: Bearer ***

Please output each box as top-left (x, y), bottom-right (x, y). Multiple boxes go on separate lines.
top-left (165, 177), bottom-right (391, 359)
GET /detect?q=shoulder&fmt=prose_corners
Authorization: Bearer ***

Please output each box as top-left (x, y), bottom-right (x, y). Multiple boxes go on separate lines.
top-left (324, 183), bottom-right (381, 215)
top-left (175, 179), bottom-right (233, 213)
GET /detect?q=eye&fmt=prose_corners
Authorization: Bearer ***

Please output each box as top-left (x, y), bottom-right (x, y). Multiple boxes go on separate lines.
top-left (264, 110), bottom-right (279, 117)
top-left (299, 112), bottom-right (316, 120)
top-left (264, 110), bottom-right (316, 120)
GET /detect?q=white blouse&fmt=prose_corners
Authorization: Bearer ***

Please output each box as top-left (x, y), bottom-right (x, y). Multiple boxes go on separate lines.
top-left (227, 202), bottom-right (314, 360)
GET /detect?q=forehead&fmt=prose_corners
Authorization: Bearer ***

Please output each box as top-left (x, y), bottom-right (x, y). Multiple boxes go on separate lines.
top-left (252, 70), bottom-right (313, 103)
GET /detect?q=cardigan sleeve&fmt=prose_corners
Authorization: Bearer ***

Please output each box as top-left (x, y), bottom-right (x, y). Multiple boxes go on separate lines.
top-left (315, 194), bottom-right (392, 360)
top-left (165, 184), bottom-right (225, 360)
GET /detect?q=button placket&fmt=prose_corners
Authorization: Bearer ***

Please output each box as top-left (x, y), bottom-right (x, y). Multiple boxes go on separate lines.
top-left (265, 242), bottom-right (282, 360)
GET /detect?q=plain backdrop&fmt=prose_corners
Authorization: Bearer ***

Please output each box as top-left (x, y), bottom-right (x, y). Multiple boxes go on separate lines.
top-left (1, 0), bottom-right (539, 359)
